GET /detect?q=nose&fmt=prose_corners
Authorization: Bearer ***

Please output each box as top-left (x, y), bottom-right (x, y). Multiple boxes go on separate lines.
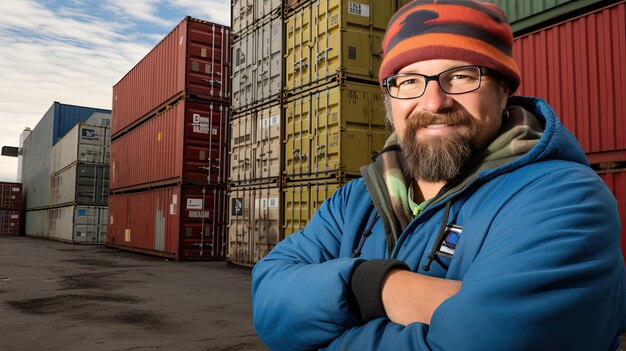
top-left (419, 80), bottom-right (454, 113)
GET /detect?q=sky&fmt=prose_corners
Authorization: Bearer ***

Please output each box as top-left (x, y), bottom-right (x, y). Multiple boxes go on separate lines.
top-left (0, 0), bottom-right (230, 182)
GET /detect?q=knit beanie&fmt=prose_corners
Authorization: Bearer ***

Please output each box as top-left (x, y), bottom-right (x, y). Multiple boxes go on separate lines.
top-left (379, 0), bottom-right (521, 92)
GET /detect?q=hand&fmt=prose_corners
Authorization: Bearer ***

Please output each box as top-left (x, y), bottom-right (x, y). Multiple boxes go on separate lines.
top-left (381, 269), bottom-right (462, 326)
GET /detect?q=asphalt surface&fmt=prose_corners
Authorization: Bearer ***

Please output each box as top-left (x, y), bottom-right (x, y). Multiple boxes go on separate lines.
top-left (0, 236), bottom-right (269, 351)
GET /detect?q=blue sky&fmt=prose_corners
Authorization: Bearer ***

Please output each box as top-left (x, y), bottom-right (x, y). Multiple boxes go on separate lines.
top-left (0, 0), bottom-right (230, 182)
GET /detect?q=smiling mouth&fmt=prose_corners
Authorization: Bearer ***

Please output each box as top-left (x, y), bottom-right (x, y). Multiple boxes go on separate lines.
top-left (426, 124), bottom-right (450, 129)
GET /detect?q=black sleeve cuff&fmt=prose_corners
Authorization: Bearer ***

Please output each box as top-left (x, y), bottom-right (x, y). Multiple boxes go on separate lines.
top-left (348, 259), bottom-right (409, 322)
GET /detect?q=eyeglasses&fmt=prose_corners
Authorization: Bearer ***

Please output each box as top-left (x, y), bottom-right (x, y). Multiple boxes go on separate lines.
top-left (382, 65), bottom-right (494, 99)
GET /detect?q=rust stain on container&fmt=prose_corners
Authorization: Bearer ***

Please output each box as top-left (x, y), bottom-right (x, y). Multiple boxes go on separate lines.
top-left (513, 3), bottom-right (625, 154)
top-left (107, 185), bottom-right (227, 260)
top-left (110, 99), bottom-right (229, 192)
top-left (112, 17), bottom-right (230, 137)
top-left (228, 184), bottom-right (282, 267)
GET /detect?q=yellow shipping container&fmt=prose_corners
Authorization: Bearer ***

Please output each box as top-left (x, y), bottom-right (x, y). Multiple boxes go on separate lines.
top-left (283, 179), bottom-right (348, 237)
top-left (284, 80), bottom-right (389, 181)
top-left (228, 184), bottom-right (282, 267)
top-left (284, 0), bottom-right (396, 92)
top-left (230, 104), bottom-right (282, 185)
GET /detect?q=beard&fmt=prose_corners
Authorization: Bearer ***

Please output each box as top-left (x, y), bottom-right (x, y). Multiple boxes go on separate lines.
top-left (399, 107), bottom-right (481, 183)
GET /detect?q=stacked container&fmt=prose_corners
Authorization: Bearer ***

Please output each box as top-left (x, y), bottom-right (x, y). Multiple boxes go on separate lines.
top-left (21, 102), bottom-right (111, 238)
top-left (227, 0), bottom-right (396, 267)
top-left (510, 1), bottom-right (625, 262)
top-left (48, 116), bottom-right (110, 244)
top-left (281, 0), bottom-right (393, 246)
top-left (229, 0), bottom-right (284, 267)
top-left (108, 17), bottom-right (230, 260)
top-left (0, 182), bottom-right (22, 236)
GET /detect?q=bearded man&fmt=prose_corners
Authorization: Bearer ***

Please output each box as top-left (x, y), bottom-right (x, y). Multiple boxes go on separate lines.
top-left (252, 1), bottom-right (626, 350)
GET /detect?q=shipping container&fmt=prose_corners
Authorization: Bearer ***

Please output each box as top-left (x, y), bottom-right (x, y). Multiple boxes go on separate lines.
top-left (230, 104), bottom-right (282, 184)
top-left (107, 185), bottom-right (227, 260)
top-left (284, 81), bottom-right (389, 181)
top-left (231, 0), bottom-right (282, 37)
top-left (513, 2), bottom-right (625, 154)
top-left (50, 164), bottom-right (109, 207)
top-left (0, 210), bottom-right (20, 236)
top-left (21, 102), bottom-right (110, 210)
top-left (228, 184), bottom-right (281, 267)
top-left (47, 206), bottom-right (107, 244)
top-left (283, 179), bottom-right (349, 236)
top-left (24, 209), bottom-right (48, 237)
top-left (284, 0), bottom-right (395, 93)
top-left (492, 0), bottom-right (612, 33)
top-left (231, 16), bottom-right (283, 111)
top-left (51, 123), bottom-right (110, 175)
top-left (112, 17), bottom-right (230, 137)
top-left (597, 170), bottom-right (626, 264)
top-left (0, 182), bottom-right (22, 210)
top-left (110, 99), bottom-right (228, 192)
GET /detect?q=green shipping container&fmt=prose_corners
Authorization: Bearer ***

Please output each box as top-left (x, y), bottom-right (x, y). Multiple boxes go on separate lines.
top-left (396, 0), bottom-right (612, 33)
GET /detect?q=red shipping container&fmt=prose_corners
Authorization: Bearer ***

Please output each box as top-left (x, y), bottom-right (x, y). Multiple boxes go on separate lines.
top-left (598, 170), bottom-right (626, 264)
top-left (110, 99), bottom-right (228, 191)
top-left (513, 2), bottom-right (625, 154)
top-left (112, 17), bottom-right (230, 137)
top-left (0, 210), bottom-right (20, 236)
top-left (0, 182), bottom-right (22, 210)
top-left (107, 185), bottom-right (227, 260)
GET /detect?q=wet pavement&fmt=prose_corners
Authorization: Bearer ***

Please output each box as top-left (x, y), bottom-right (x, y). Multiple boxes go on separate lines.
top-left (0, 236), bottom-right (268, 351)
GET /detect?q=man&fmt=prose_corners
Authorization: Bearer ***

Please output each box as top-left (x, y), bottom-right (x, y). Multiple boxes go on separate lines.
top-left (252, 1), bottom-right (626, 350)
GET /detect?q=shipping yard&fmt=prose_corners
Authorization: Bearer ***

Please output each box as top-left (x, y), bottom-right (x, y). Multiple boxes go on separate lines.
top-left (1, 0), bottom-right (625, 350)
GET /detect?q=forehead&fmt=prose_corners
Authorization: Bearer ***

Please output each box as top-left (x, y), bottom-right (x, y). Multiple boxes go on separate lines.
top-left (398, 59), bottom-right (473, 74)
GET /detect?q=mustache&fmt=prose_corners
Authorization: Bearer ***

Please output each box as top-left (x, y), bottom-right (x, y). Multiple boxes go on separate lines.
top-left (406, 108), bottom-right (474, 129)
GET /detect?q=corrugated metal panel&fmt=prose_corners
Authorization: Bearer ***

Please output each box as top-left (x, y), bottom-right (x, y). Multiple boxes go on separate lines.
top-left (24, 209), bottom-right (48, 237)
top-left (22, 102), bottom-right (110, 210)
top-left (0, 183), bottom-right (22, 210)
top-left (112, 17), bottom-right (230, 137)
top-left (597, 171), bottom-right (626, 264)
top-left (51, 123), bottom-right (109, 175)
top-left (230, 104), bottom-right (282, 184)
top-left (110, 99), bottom-right (229, 191)
top-left (107, 184), bottom-right (227, 260)
top-left (228, 184), bottom-right (281, 267)
top-left (232, 17), bottom-right (282, 111)
top-left (283, 179), bottom-right (346, 236)
top-left (47, 205), bottom-right (107, 244)
top-left (285, 0), bottom-right (395, 93)
top-left (0, 210), bottom-right (20, 236)
top-left (284, 81), bottom-right (389, 181)
top-left (513, 2), bottom-right (626, 154)
top-left (232, 0), bottom-right (281, 37)
top-left (50, 164), bottom-right (109, 206)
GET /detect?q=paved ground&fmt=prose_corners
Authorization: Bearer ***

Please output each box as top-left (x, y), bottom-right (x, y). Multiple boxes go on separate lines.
top-left (0, 236), bottom-right (269, 351)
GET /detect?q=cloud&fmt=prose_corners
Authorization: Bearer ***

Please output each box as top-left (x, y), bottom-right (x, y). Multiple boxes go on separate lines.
top-left (0, 0), bottom-right (166, 182)
top-left (103, 0), bottom-right (175, 27)
top-left (170, 0), bottom-right (231, 25)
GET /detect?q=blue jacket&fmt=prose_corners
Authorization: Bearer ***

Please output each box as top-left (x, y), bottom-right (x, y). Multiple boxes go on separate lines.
top-left (252, 97), bottom-right (626, 350)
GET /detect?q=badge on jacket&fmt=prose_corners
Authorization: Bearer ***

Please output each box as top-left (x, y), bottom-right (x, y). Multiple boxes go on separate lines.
top-left (439, 224), bottom-right (462, 258)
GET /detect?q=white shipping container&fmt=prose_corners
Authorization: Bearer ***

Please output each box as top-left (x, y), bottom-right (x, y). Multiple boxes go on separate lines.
top-left (24, 209), bottom-right (49, 238)
top-left (231, 0), bottom-right (282, 37)
top-left (232, 16), bottom-right (282, 111)
top-left (50, 164), bottom-right (109, 206)
top-left (48, 205), bottom-right (107, 244)
top-left (51, 122), bottom-right (110, 175)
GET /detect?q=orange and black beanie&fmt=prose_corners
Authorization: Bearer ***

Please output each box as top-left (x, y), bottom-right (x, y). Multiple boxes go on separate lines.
top-left (380, 0), bottom-right (521, 92)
